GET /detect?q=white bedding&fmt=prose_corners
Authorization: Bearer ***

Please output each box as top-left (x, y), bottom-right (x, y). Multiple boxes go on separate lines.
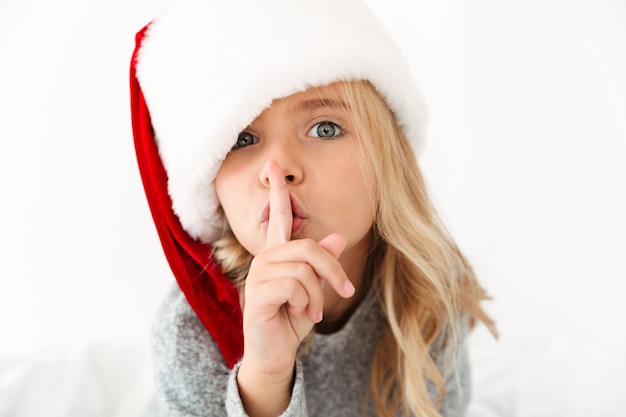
top-left (2, 339), bottom-right (625, 417)
top-left (468, 345), bottom-right (626, 417)
top-left (0, 345), bottom-right (154, 417)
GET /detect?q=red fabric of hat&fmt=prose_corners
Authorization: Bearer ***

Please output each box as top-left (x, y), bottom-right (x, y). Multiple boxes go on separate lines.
top-left (129, 24), bottom-right (243, 369)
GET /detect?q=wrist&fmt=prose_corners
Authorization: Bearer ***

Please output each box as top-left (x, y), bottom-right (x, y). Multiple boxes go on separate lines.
top-left (237, 359), bottom-right (295, 417)
top-left (239, 343), bottom-right (297, 379)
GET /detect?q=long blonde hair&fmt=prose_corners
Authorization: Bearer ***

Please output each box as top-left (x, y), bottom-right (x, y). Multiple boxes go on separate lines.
top-left (212, 80), bottom-right (496, 416)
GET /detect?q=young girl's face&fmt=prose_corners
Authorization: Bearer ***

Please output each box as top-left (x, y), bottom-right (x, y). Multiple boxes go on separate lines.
top-left (215, 83), bottom-right (377, 261)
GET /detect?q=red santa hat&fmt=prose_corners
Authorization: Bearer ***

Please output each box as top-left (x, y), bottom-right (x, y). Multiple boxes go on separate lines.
top-left (130, 0), bottom-right (428, 368)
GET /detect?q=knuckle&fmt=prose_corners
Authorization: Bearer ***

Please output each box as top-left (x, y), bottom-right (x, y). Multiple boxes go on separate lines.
top-left (299, 238), bottom-right (318, 252)
top-left (293, 263), bottom-right (312, 279)
top-left (280, 279), bottom-right (299, 296)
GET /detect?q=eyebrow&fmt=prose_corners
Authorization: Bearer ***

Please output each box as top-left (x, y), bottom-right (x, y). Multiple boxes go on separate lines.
top-left (295, 98), bottom-right (351, 113)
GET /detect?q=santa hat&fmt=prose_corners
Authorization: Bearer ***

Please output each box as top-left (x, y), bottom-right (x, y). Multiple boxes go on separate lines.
top-left (130, 0), bottom-right (427, 367)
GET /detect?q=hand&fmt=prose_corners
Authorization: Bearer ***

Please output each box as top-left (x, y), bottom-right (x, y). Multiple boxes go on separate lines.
top-left (237, 159), bottom-right (355, 416)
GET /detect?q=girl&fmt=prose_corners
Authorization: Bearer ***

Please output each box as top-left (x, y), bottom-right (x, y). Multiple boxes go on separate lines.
top-left (130, 0), bottom-right (496, 416)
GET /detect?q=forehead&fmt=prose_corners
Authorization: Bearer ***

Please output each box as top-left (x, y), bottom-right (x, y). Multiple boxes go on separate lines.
top-left (268, 83), bottom-right (350, 113)
top-left (244, 83), bottom-right (354, 129)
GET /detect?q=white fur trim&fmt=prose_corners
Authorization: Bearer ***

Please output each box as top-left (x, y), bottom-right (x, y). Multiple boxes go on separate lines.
top-left (135, 0), bottom-right (428, 242)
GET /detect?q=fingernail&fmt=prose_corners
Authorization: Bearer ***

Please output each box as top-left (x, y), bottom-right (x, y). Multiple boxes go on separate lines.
top-left (343, 280), bottom-right (355, 297)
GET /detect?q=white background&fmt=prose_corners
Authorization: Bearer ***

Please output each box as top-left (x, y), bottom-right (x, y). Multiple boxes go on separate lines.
top-left (1, 0), bottom-right (625, 415)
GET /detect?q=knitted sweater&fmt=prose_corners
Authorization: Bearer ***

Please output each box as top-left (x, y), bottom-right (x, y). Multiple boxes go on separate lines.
top-left (144, 284), bottom-right (471, 417)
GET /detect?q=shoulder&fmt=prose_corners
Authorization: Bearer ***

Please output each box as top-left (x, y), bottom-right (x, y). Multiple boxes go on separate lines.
top-left (151, 283), bottom-right (230, 375)
top-left (148, 285), bottom-right (235, 414)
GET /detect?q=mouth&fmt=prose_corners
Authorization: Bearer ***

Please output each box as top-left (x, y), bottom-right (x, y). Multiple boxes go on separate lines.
top-left (259, 193), bottom-right (308, 236)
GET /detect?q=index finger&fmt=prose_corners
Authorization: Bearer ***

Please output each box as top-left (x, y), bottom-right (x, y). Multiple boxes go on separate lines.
top-left (264, 159), bottom-right (293, 248)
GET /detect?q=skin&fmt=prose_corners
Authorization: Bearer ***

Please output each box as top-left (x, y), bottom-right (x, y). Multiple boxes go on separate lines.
top-left (214, 84), bottom-right (377, 417)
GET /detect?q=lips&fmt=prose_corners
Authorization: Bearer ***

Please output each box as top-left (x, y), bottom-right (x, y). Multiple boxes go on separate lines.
top-left (259, 193), bottom-right (308, 236)
top-left (290, 214), bottom-right (306, 236)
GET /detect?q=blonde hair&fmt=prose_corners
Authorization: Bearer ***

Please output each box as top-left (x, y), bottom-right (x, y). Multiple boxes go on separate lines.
top-left (212, 80), bottom-right (496, 416)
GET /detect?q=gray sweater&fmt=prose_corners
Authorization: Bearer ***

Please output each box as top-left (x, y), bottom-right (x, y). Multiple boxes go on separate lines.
top-left (145, 284), bottom-right (470, 417)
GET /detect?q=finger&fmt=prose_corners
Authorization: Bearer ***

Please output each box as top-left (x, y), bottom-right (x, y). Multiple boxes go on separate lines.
top-left (243, 279), bottom-right (314, 344)
top-left (317, 233), bottom-right (354, 297)
top-left (316, 233), bottom-right (347, 294)
top-left (317, 233), bottom-right (347, 259)
top-left (248, 260), bottom-right (325, 323)
top-left (277, 279), bottom-right (310, 319)
top-left (261, 239), bottom-right (354, 299)
top-left (246, 279), bottom-right (321, 324)
top-left (264, 159), bottom-right (293, 248)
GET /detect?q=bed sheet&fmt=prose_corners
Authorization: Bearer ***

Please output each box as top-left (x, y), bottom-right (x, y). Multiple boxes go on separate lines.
top-left (1, 342), bottom-right (625, 417)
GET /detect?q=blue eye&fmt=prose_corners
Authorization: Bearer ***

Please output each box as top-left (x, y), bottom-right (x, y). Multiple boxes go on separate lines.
top-left (308, 121), bottom-right (343, 138)
top-left (233, 131), bottom-right (258, 149)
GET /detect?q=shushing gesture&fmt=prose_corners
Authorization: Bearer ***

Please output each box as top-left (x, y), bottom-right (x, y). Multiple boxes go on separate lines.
top-left (237, 159), bottom-right (355, 416)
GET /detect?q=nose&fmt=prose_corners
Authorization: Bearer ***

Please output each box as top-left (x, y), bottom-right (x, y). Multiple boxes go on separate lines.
top-left (259, 147), bottom-right (303, 187)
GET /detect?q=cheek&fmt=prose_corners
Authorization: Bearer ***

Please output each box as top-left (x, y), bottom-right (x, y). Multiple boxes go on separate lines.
top-left (214, 158), bottom-right (242, 210)
top-left (214, 163), bottom-right (264, 255)
top-left (214, 164), bottom-right (240, 229)
top-left (326, 162), bottom-right (377, 231)
top-left (214, 174), bottom-right (230, 213)
top-left (348, 162), bottom-right (377, 232)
